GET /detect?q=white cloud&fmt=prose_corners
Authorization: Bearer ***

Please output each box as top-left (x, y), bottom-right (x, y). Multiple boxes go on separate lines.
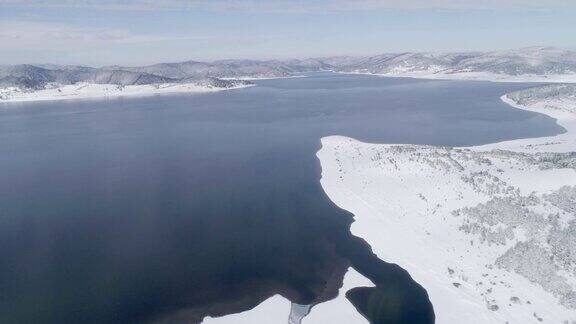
top-left (0, 20), bottom-right (190, 49)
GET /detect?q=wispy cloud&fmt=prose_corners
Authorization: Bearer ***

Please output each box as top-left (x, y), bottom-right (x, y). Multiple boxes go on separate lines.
top-left (0, 20), bottom-right (192, 47)
top-left (2, 0), bottom-right (576, 12)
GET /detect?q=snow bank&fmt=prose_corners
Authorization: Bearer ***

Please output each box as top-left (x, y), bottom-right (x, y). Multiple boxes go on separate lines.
top-left (203, 268), bottom-right (374, 324)
top-left (345, 70), bottom-right (576, 83)
top-left (316, 85), bottom-right (576, 323)
top-left (0, 82), bottom-right (251, 103)
top-left (203, 295), bottom-right (290, 324)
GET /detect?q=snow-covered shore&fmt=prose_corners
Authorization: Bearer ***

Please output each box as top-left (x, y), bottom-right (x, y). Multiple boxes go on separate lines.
top-left (0, 82), bottom-right (252, 104)
top-left (203, 268), bottom-right (373, 324)
top-left (221, 75), bottom-right (307, 81)
top-left (317, 85), bottom-right (576, 323)
top-left (343, 70), bottom-right (576, 83)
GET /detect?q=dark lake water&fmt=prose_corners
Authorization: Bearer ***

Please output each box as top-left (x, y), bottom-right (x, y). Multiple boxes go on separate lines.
top-left (0, 73), bottom-right (563, 323)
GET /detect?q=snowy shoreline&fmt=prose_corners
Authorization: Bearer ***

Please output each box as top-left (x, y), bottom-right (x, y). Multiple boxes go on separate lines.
top-left (339, 70), bottom-right (576, 83)
top-left (317, 85), bottom-right (576, 323)
top-left (221, 75), bottom-right (307, 81)
top-left (0, 82), bottom-right (253, 104)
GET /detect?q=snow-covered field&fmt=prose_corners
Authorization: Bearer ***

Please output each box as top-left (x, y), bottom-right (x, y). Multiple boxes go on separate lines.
top-left (345, 69), bottom-right (576, 83)
top-left (0, 82), bottom-right (251, 103)
top-left (316, 84), bottom-right (576, 323)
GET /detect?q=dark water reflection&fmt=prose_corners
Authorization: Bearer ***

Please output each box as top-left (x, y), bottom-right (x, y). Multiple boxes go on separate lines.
top-left (0, 73), bottom-right (562, 323)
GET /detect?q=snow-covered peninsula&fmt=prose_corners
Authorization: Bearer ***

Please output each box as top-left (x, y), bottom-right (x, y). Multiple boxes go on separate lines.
top-left (317, 84), bottom-right (576, 323)
top-left (0, 81), bottom-right (251, 103)
top-left (0, 63), bottom-right (255, 103)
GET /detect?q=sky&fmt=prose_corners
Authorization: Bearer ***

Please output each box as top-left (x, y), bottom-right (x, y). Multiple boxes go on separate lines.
top-left (1, 0), bottom-right (576, 66)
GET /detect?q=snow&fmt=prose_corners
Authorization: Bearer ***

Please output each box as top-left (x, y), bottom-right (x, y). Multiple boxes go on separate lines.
top-left (345, 70), bottom-right (576, 83)
top-left (203, 295), bottom-right (290, 324)
top-left (0, 82), bottom-right (252, 103)
top-left (316, 85), bottom-right (576, 323)
top-left (303, 268), bottom-right (374, 324)
top-left (203, 268), bottom-right (374, 324)
top-left (221, 75), bottom-right (306, 81)
top-left (338, 47), bottom-right (576, 83)
top-left (479, 92), bottom-right (576, 153)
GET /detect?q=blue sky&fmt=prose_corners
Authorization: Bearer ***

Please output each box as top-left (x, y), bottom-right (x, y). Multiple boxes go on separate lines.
top-left (1, 0), bottom-right (576, 66)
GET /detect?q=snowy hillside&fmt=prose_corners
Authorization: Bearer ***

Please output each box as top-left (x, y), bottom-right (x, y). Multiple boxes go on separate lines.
top-left (316, 85), bottom-right (576, 323)
top-left (0, 63), bottom-right (255, 102)
top-left (0, 79), bottom-right (251, 103)
top-left (109, 60), bottom-right (299, 80)
top-left (336, 47), bottom-right (576, 82)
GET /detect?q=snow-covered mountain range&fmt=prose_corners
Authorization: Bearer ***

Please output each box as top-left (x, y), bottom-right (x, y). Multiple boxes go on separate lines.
top-left (0, 64), bottom-right (251, 90)
top-left (333, 47), bottom-right (576, 77)
top-left (3, 47), bottom-right (576, 94)
top-left (0, 63), bottom-right (254, 102)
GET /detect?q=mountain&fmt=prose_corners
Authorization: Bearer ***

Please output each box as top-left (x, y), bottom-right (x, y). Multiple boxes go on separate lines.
top-left (2, 47), bottom-right (576, 91)
top-left (109, 59), bottom-right (297, 79)
top-left (0, 65), bottom-right (59, 89)
top-left (454, 47), bottom-right (576, 75)
top-left (0, 64), bottom-right (251, 90)
top-left (338, 52), bottom-right (453, 74)
top-left (336, 47), bottom-right (576, 76)
top-left (86, 69), bottom-right (174, 86)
